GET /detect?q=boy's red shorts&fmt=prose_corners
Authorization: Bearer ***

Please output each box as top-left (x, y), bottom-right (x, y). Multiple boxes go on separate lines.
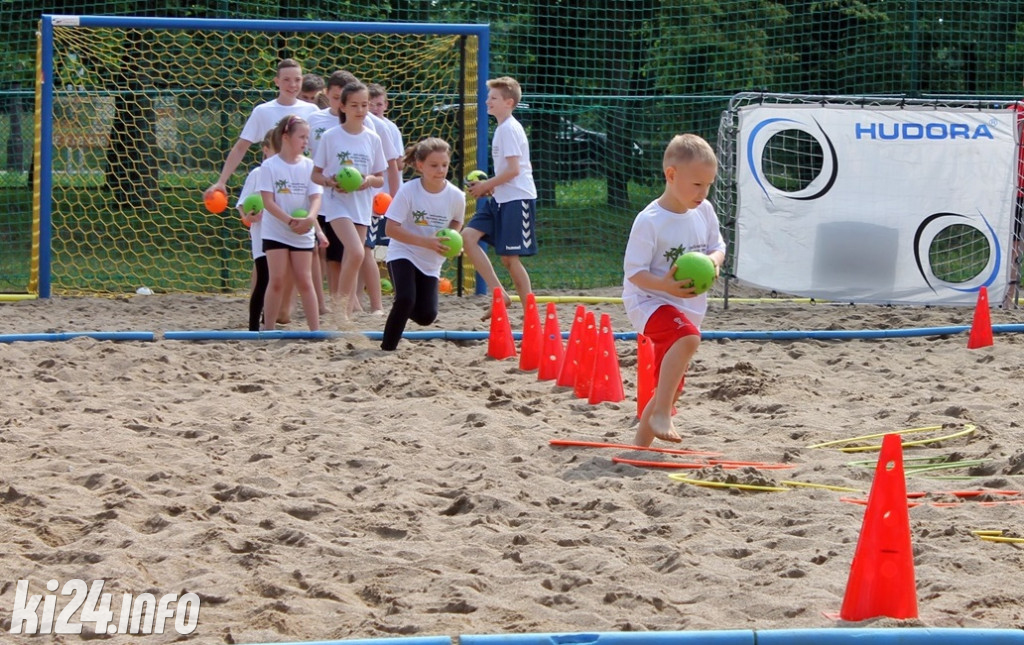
top-left (643, 305), bottom-right (701, 392)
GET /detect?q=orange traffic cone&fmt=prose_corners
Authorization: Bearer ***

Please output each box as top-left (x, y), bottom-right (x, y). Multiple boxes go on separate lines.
top-left (537, 302), bottom-right (564, 381)
top-left (637, 334), bottom-right (656, 418)
top-left (519, 293), bottom-right (542, 371)
top-left (967, 286), bottom-right (993, 349)
top-left (573, 311), bottom-right (598, 400)
top-left (839, 433), bottom-right (917, 622)
top-left (589, 313), bottom-right (624, 404)
top-left (556, 305), bottom-right (587, 388)
top-left (487, 288), bottom-right (516, 360)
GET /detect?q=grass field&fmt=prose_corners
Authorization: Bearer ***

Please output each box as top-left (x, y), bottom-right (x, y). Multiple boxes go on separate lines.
top-left (0, 172), bottom-right (662, 295)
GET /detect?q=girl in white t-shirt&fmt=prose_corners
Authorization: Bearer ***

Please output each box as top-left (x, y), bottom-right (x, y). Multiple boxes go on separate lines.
top-left (236, 132), bottom-right (276, 331)
top-left (380, 138), bottom-right (466, 351)
top-left (311, 81), bottom-right (387, 318)
top-left (257, 115), bottom-right (327, 331)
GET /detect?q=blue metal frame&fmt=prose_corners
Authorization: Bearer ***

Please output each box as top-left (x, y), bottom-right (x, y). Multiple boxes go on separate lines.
top-left (37, 14), bottom-right (490, 298)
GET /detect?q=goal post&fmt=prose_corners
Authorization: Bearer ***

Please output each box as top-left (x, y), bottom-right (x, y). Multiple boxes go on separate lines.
top-left (33, 14), bottom-right (489, 298)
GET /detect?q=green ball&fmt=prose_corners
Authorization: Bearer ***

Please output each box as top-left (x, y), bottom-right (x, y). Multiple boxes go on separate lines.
top-left (466, 170), bottom-right (487, 183)
top-left (436, 228), bottom-right (463, 259)
top-left (380, 278), bottom-right (393, 294)
top-left (242, 193), bottom-right (264, 214)
top-left (336, 166), bottom-right (363, 192)
top-left (672, 252), bottom-right (717, 295)
top-left (291, 208), bottom-right (309, 218)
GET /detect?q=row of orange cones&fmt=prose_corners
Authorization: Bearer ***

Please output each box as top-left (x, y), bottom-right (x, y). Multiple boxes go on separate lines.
top-left (487, 288), bottom-right (649, 408)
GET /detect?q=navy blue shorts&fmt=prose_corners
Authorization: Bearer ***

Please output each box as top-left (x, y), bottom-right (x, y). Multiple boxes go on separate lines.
top-left (365, 215), bottom-right (390, 249)
top-left (466, 198), bottom-right (537, 256)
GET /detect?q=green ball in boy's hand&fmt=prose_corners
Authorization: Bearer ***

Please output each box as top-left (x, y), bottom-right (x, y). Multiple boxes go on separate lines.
top-left (291, 209), bottom-right (309, 218)
top-left (336, 166), bottom-right (363, 192)
top-left (466, 170), bottom-right (487, 183)
top-left (436, 228), bottom-right (463, 259)
top-left (672, 251), bottom-right (717, 295)
top-left (242, 194), bottom-right (264, 215)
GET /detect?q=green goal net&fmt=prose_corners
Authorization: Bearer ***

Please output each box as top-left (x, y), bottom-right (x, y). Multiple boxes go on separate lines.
top-left (35, 15), bottom-right (483, 296)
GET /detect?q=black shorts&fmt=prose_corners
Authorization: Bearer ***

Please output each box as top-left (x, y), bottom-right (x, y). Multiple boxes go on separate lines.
top-left (263, 239), bottom-right (313, 253)
top-left (321, 215), bottom-right (346, 262)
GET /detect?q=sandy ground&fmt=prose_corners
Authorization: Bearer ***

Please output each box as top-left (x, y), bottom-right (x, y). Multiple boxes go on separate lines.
top-left (1, 287), bottom-right (1023, 644)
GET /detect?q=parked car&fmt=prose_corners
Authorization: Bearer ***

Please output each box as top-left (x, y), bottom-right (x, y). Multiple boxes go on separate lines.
top-left (425, 102), bottom-right (645, 182)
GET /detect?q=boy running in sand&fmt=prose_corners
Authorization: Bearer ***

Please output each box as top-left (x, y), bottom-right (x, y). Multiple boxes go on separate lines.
top-left (623, 134), bottom-right (726, 446)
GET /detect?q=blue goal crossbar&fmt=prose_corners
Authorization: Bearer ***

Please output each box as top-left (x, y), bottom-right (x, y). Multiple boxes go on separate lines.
top-left (36, 14), bottom-right (490, 298)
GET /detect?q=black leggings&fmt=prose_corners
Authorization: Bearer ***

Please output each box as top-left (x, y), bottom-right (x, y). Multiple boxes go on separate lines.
top-left (381, 259), bottom-right (439, 350)
top-left (249, 256), bottom-right (269, 331)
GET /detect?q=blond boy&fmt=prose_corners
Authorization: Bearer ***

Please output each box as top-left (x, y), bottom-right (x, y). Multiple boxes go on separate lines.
top-left (623, 134), bottom-right (726, 446)
top-left (464, 77), bottom-right (537, 312)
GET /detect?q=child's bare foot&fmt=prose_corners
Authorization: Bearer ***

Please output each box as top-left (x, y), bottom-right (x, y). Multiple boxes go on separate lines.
top-left (636, 407), bottom-right (682, 445)
top-left (480, 291), bottom-right (513, 321)
top-left (369, 309), bottom-right (385, 316)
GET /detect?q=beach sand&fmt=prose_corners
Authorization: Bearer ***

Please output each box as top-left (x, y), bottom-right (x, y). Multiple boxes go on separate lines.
top-left (1, 289), bottom-right (1023, 644)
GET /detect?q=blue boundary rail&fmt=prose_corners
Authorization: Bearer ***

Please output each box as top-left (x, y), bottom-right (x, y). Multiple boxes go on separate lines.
top-left (250, 629), bottom-right (1024, 645)
top-left (3, 324), bottom-right (1024, 344)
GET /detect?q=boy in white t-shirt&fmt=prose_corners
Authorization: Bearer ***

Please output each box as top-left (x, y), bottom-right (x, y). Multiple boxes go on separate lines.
top-left (464, 77), bottom-right (537, 316)
top-left (623, 134), bottom-right (726, 447)
top-left (204, 59), bottom-right (320, 322)
top-left (205, 59), bottom-right (319, 200)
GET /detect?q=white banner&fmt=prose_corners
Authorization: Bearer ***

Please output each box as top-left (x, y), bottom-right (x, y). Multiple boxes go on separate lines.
top-left (734, 105), bottom-right (1017, 305)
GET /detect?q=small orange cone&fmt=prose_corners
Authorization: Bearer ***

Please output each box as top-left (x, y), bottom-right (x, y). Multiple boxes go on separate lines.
top-left (519, 293), bottom-right (542, 371)
top-left (573, 311), bottom-right (598, 400)
top-left (589, 313), bottom-right (624, 404)
top-left (487, 288), bottom-right (517, 360)
top-left (537, 302), bottom-right (564, 381)
top-left (556, 305), bottom-right (587, 388)
top-left (967, 286), bottom-right (993, 349)
top-left (839, 433), bottom-right (918, 622)
top-left (637, 334), bottom-right (656, 418)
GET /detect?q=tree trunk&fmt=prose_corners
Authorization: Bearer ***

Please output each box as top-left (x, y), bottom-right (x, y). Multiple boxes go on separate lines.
top-left (104, 30), bottom-right (160, 209)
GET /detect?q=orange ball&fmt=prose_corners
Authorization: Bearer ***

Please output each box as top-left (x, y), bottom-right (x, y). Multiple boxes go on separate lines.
top-left (439, 277), bottom-right (452, 294)
top-left (204, 189), bottom-right (228, 214)
top-left (372, 191), bottom-right (392, 216)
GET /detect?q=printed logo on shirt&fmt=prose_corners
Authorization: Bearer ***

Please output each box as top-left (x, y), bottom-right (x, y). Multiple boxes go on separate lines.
top-left (663, 246), bottom-right (684, 265)
top-left (314, 127), bottom-right (326, 140)
top-left (412, 210), bottom-right (429, 226)
top-left (274, 179), bottom-right (307, 196)
top-left (337, 150), bottom-right (371, 169)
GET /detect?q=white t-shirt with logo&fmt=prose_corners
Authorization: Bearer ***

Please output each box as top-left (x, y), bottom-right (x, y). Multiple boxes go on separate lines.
top-left (622, 199), bottom-right (726, 332)
top-left (313, 126), bottom-right (387, 226)
top-left (238, 99), bottom-right (319, 145)
top-left (236, 166), bottom-right (265, 260)
top-left (256, 154), bottom-right (323, 249)
top-left (491, 115), bottom-right (537, 203)
top-left (384, 179), bottom-right (466, 277)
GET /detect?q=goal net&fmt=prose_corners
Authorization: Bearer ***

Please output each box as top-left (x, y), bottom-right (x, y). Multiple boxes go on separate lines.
top-left (715, 92), bottom-right (1021, 306)
top-left (34, 15), bottom-right (487, 297)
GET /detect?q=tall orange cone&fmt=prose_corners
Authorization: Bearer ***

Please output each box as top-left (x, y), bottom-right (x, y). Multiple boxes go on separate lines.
top-left (519, 293), bottom-right (542, 371)
top-left (538, 302), bottom-right (564, 381)
top-left (636, 334), bottom-right (656, 418)
top-left (487, 288), bottom-right (517, 360)
top-left (556, 305), bottom-right (587, 388)
top-left (967, 286), bottom-right (993, 349)
top-left (839, 433), bottom-right (917, 622)
top-left (589, 313), bottom-right (625, 404)
top-left (573, 311), bottom-right (598, 399)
